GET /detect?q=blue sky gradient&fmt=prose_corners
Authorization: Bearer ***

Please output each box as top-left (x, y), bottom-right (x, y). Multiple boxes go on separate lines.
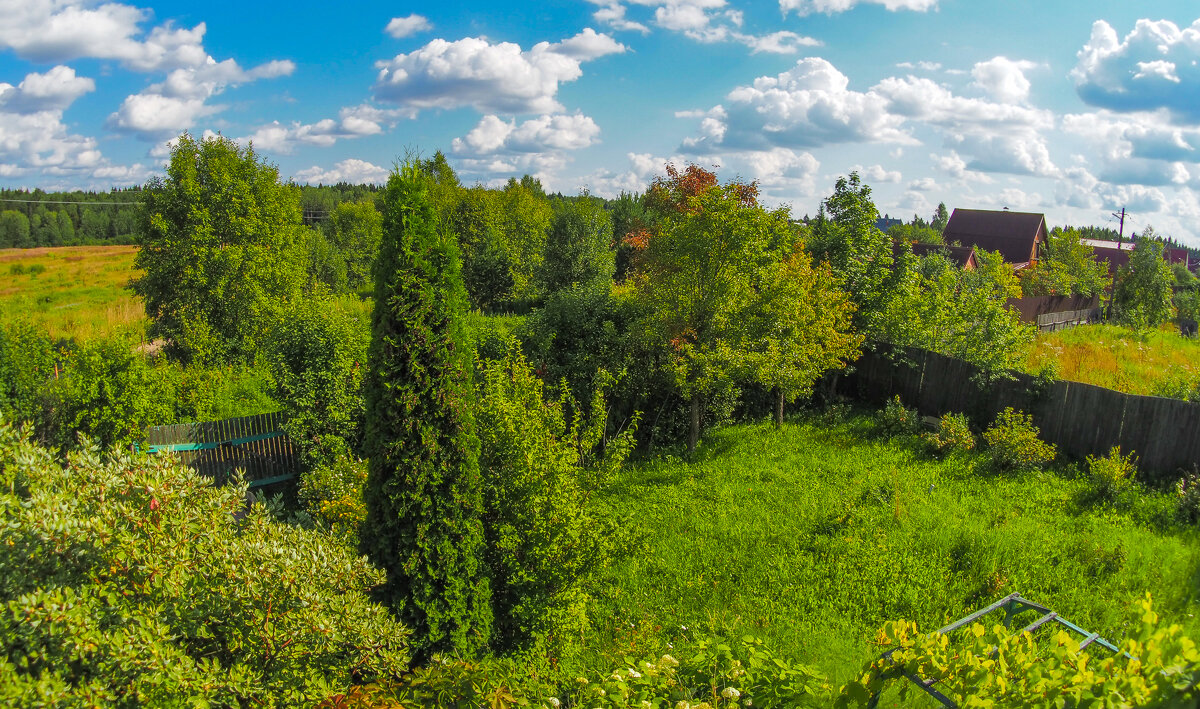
top-left (3, 1), bottom-right (1200, 243)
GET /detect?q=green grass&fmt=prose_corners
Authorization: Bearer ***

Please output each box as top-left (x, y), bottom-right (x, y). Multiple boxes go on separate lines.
top-left (0, 246), bottom-right (143, 341)
top-left (1023, 323), bottom-right (1200, 397)
top-left (584, 410), bottom-right (1200, 691)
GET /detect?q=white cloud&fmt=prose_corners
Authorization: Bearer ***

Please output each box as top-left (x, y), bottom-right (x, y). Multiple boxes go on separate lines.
top-left (239, 104), bottom-right (404, 153)
top-left (452, 113), bottom-right (601, 154)
top-left (0, 65), bottom-right (94, 113)
top-left (908, 177), bottom-right (937, 191)
top-left (1061, 109), bottom-right (1200, 187)
top-left (1072, 18), bottom-right (1200, 120)
top-left (780, 0), bottom-right (939, 16)
top-left (373, 32), bottom-right (625, 115)
top-left (588, 0), bottom-right (819, 54)
top-left (971, 56), bottom-right (1038, 104)
top-left (385, 14), bottom-right (432, 39)
top-left (896, 61), bottom-right (941, 71)
top-left (683, 57), bottom-right (911, 152)
top-left (588, 1), bottom-right (651, 33)
top-left (851, 163), bottom-right (902, 183)
top-left (294, 159), bottom-right (390, 185)
top-left (743, 31), bottom-right (822, 54)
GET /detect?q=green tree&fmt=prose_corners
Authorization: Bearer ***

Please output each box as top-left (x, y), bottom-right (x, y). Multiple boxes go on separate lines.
top-left (133, 133), bottom-right (307, 363)
top-left (451, 187), bottom-right (513, 311)
top-left (496, 178), bottom-right (552, 304)
top-left (326, 200), bottom-right (383, 293)
top-left (360, 161), bottom-right (492, 659)
top-left (1021, 227), bottom-right (1111, 297)
top-left (0, 210), bottom-right (30, 248)
top-left (931, 201), bottom-right (949, 232)
top-left (609, 191), bottom-right (652, 282)
top-left (538, 192), bottom-right (615, 296)
top-left (1113, 239), bottom-right (1176, 330)
top-left (887, 222), bottom-right (942, 245)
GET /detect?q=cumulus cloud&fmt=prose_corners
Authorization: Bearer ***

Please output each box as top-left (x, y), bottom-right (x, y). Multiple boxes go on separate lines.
top-left (851, 163), bottom-right (902, 183)
top-left (452, 113), bottom-right (601, 154)
top-left (385, 14), bottom-right (432, 39)
top-left (971, 56), bottom-right (1038, 103)
top-left (896, 61), bottom-right (941, 71)
top-left (586, 0), bottom-right (819, 53)
top-left (780, 0), bottom-right (939, 16)
top-left (294, 159), bottom-right (390, 185)
top-left (682, 57), bottom-right (911, 153)
top-left (588, 1), bottom-right (650, 33)
top-left (1072, 18), bottom-right (1200, 120)
top-left (373, 31), bottom-right (625, 115)
top-left (0, 65), bottom-right (94, 113)
top-left (239, 105), bottom-right (403, 153)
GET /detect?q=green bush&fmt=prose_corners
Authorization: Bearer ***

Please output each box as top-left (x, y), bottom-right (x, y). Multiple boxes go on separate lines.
top-left (1086, 445), bottom-right (1138, 503)
top-left (266, 294), bottom-right (370, 469)
top-left (0, 320), bottom-right (56, 428)
top-left (922, 411), bottom-right (975, 454)
top-left (0, 420), bottom-right (410, 706)
top-left (876, 395), bottom-right (919, 437)
top-left (982, 407), bottom-right (1056, 473)
top-left (1177, 468), bottom-right (1200, 524)
top-left (477, 343), bottom-right (638, 656)
top-left (301, 455), bottom-right (368, 546)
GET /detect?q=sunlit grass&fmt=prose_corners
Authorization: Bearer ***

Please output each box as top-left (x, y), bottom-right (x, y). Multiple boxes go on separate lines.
top-left (1022, 323), bottom-right (1200, 397)
top-left (0, 246), bottom-right (144, 341)
top-left (585, 411), bottom-right (1200, 690)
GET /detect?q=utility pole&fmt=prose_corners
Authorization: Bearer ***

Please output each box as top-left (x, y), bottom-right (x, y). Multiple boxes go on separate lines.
top-left (1112, 207), bottom-right (1126, 248)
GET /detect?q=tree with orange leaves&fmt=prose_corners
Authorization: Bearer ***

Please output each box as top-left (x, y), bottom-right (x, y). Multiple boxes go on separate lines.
top-left (628, 164), bottom-right (858, 449)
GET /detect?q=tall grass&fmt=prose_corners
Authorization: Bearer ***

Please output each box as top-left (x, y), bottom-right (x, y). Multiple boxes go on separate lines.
top-left (0, 246), bottom-right (143, 341)
top-left (584, 411), bottom-right (1200, 687)
top-left (1023, 323), bottom-right (1200, 397)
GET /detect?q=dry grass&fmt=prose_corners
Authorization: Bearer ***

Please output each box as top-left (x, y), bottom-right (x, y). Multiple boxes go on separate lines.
top-left (1023, 323), bottom-right (1200, 396)
top-left (0, 246), bottom-right (144, 341)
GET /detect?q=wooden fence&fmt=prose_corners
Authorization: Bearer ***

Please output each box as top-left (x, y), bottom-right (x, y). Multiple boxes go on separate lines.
top-left (142, 411), bottom-right (299, 489)
top-left (841, 344), bottom-right (1200, 483)
top-left (1004, 294), bottom-right (1102, 332)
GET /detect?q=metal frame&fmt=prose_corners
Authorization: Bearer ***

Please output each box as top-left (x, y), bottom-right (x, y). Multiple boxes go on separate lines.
top-left (867, 593), bottom-right (1120, 708)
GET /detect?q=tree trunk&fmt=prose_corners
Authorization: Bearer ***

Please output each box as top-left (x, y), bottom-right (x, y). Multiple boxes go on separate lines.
top-left (775, 388), bottom-right (785, 428)
top-left (688, 393), bottom-right (701, 454)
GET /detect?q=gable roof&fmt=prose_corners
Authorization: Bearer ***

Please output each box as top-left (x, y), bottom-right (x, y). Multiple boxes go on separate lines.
top-left (942, 208), bottom-right (1047, 264)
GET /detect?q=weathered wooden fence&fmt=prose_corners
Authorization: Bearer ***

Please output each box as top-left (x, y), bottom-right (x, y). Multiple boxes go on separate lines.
top-left (1004, 294), bottom-right (1102, 332)
top-left (142, 411), bottom-right (299, 489)
top-left (841, 344), bottom-right (1200, 482)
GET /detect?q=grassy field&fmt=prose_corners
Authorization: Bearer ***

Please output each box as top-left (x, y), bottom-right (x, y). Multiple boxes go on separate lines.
top-left (584, 411), bottom-right (1200, 695)
top-left (0, 246), bottom-right (143, 341)
top-left (1023, 323), bottom-right (1200, 397)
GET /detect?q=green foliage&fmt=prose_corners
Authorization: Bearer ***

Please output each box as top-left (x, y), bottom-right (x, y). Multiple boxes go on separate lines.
top-left (301, 455), bottom-right (369, 546)
top-left (1022, 228), bottom-right (1111, 297)
top-left (836, 594), bottom-right (1199, 708)
top-left (923, 411), bottom-right (975, 454)
top-left (876, 395), bottom-right (920, 437)
top-left (1114, 240), bottom-right (1176, 331)
top-left (886, 222), bottom-right (942, 245)
top-left (982, 407), bottom-right (1056, 473)
top-left (0, 421), bottom-right (410, 706)
top-left (1177, 469), bottom-right (1200, 524)
top-left (360, 161), bottom-right (492, 659)
top-left (0, 320), bottom-right (55, 427)
top-left (266, 294), bottom-right (370, 469)
top-left (476, 344), bottom-right (638, 655)
top-left (303, 227), bottom-right (350, 293)
top-left (539, 193), bottom-right (616, 296)
top-left (133, 133), bottom-right (307, 363)
top-left (449, 186), bottom-right (514, 312)
top-left (1086, 445), bottom-right (1138, 503)
top-left (497, 178), bottom-right (553, 305)
top-left (326, 200), bottom-right (384, 293)
top-left (931, 202), bottom-right (949, 233)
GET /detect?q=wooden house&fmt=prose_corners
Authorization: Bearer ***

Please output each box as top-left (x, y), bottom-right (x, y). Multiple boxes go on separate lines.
top-left (941, 208), bottom-right (1047, 269)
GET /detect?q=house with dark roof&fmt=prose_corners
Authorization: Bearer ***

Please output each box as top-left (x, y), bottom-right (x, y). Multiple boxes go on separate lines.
top-left (941, 208), bottom-right (1047, 269)
top-left (875, 214), bottom-right (903, 232)
top-left (896, 241), bottom-right (978, 270)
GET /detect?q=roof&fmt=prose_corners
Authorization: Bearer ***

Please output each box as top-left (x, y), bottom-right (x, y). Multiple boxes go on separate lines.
top-left (942, 208), bottom-right (1047, 264)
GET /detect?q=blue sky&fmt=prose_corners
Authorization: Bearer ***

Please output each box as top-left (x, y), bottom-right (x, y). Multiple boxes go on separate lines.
top-left (4, 1), bottom-right (1200, 244)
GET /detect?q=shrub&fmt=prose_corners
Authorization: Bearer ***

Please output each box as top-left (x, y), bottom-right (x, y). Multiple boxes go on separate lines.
top-left (876, 395), bottom-right (919, 437)
top-left (0, 320), bottom-right (55, 428)
top-left (301, 455), bottom-right (369, 546)
top-left (1177, 467), bottom-right (1200, 524)
top-left (476, 343), bottom-right (638, 656)
top-left (1086, 445), bottom-right (1138, 503)
top-left (0, 420), bottom-right (410, 706)
top-left (982, 407), bottom-right (1056, 473)
top-left (922, 411), bottom-right (975, 454)
top-left (360, 161), bottom-right (492, 659)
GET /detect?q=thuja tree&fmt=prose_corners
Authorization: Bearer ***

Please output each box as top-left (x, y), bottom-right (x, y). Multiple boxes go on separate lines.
top-left (360, 162), bottom-right (492, 659)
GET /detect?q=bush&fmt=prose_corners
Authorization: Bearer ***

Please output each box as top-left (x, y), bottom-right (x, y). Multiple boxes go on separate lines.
top-left (876, 395), bottom-right (919, 437)
top-left (0, 320), bottom-right (56, 428)
top-left (1177, 467), bottom-right (1200, 524)
top-left (0, 420), bottom-right (410, 706)
top-left (982, 407), bottom-right (1056, 473)
top-left (922, 411), bottom-right (975, 455)
top-left (301, 455), bottom-right (368, 546)
top-left (476, 343), bottom-right (637, 656)
top-left (1086, 445), bottom-right (1138, 503)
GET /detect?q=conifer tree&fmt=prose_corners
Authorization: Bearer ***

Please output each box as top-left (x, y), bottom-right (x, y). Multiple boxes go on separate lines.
top-left (360, 161), bottom-right (491, 659)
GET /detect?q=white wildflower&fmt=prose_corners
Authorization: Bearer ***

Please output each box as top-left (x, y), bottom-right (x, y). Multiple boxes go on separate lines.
top-left (548, 699), bottom-right (561, 708)
top-left (628, 669), bottom-right (642, 679)
top-left (722, 687), bottom-right (741, 699)
top-left (661, 654), bottom-right (679, 667)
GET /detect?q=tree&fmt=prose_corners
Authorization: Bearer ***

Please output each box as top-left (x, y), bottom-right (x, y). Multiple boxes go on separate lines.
top-left (133, 133), bottom-right (307, 363)
top-left (0, 210), bottom-right (30, 248)
top-left (630, 164), bottom-right (827, 451)
top-left (931, 202), bottom-right (949, 232)
top-left (1021, 228), bottom-right (1110, 298)
top-left (808, 173), bottom-right (904, 337)
top-left (1113, 240), bottom-right (1175, 331)
top-left (450, 187), bottom-right (514, 311)
top-left (359, 161), bottom-right (492, 659)
top-left (325, 200), bottom-right (383, 293)
top-left (887, 222), bottom-right (942, 245)
top-left (496, 178), bottom-right (552, 304)
top-left (538, 192), bottom-right (615, 296)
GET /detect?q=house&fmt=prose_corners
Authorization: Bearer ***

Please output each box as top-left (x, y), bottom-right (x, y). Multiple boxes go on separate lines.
top-left (875, 214), bottom-right (903, 232)
top-left (941, 208), bottom-right (1047, 269)
top-left (1084, 238), bottom-right (1190, 277)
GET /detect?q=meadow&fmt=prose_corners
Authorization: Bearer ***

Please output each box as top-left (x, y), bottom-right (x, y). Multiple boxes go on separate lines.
top-left (0, 245), bottom-right (143, 341)
top-left (1023, 323), bottom-right (1200, 398)
top-left (583, 410), bottom-right (1200, 693)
